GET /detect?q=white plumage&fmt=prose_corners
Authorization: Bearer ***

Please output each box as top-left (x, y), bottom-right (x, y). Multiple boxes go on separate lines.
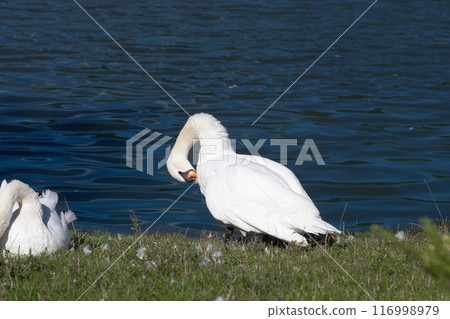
top-left (167, 113), bottom-right (340, 245)
top-left (0, 179), bottom-right (76, 255)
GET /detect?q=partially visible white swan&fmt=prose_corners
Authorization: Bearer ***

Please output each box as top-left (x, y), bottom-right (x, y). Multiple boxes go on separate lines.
top-left (167, 113), bottom-right (341, 245)
top-left (0, 179), bottom-right (76, 255)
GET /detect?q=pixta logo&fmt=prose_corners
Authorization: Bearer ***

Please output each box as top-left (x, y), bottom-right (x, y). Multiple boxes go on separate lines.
top-left (126, 129), bottom-right (172, 176)
top-left (126, 129), bottom-right (325, 176)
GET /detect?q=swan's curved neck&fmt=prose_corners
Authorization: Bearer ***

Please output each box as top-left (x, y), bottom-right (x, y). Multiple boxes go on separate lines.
top-left (170, 114), bottom-right (235, 164)
top-left (167, 114), bottom-right (235, 181)
top-left (0, 180), bottom-right (43, 237)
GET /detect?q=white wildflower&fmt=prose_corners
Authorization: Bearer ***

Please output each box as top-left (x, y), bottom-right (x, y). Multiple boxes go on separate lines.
top-left (101, 243), bottom-right (109, 251)
top-left (83, 246), bottom-right (92, 256)
top-left (212, 251), bottom-right (222, 259)
top-left (395, 231), bottom-right (405, 241)
top-left (136, 247), bottom-right (147, 260)
top-left (215, 296), bottom-right (224, 301)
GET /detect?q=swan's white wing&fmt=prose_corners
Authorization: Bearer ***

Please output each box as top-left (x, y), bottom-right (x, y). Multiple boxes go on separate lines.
top-left (248, 156), bottom-right (310, 198)
top-left (198, 155), bottom-right (339, 242)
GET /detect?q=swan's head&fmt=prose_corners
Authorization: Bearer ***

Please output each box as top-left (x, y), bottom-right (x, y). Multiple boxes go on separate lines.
top-left (166, 155), bottom-right (197, 183)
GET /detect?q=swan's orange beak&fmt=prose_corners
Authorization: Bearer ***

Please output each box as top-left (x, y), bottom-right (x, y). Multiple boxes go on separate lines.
top-left (179, 169), bottom-right (197, 183)
top-left (188, 170), bottom-right (197, 181)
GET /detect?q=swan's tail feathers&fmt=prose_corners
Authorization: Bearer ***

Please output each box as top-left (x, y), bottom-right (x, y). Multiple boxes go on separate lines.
top-left (301, 218), bottom-right (342, 236)
top-left (39, 189), bottom-right (59, 211)
top-left (62, 210), bottom-right (77, 225)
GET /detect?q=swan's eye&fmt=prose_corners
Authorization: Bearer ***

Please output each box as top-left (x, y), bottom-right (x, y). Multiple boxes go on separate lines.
top-left (178, 170), bottom-right (197, 183)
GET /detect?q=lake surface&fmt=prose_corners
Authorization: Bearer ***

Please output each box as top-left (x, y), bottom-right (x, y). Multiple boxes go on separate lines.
top-left (1, 0), bottom-right (448, 235)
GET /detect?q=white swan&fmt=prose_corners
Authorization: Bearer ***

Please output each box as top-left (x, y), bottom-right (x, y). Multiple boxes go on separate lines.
top-left (0, 179), bottom-right (76, 255)
top-left (167, 113), bottom-right (341, 245)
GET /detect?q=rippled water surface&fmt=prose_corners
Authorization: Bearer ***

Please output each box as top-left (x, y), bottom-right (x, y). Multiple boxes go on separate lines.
top-left (1, 0), bottom-right (449, 234)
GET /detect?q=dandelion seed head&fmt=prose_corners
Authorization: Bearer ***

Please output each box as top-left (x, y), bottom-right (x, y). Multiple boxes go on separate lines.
top-left (199, 256), bottom-right (211, 267)
top-left (211, 251), bottom-right (223, 264)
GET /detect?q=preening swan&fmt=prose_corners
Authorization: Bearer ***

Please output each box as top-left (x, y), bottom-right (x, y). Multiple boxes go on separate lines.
top-left (167, 113), bottom-right (341, 245)
top-left (0, 180), bottom-right (76, 255)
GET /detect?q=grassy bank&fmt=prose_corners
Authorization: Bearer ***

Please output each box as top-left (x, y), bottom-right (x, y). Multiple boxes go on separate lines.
top-left (0, 228), bottom-right (448, 301)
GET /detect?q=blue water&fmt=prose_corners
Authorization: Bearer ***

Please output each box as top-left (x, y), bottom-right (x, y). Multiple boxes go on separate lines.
top-left (0, 0), bottom-right (449, 235)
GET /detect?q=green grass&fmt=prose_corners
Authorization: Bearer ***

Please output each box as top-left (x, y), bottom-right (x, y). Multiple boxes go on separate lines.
top-left (0, 228), bottom-right (448, 301)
